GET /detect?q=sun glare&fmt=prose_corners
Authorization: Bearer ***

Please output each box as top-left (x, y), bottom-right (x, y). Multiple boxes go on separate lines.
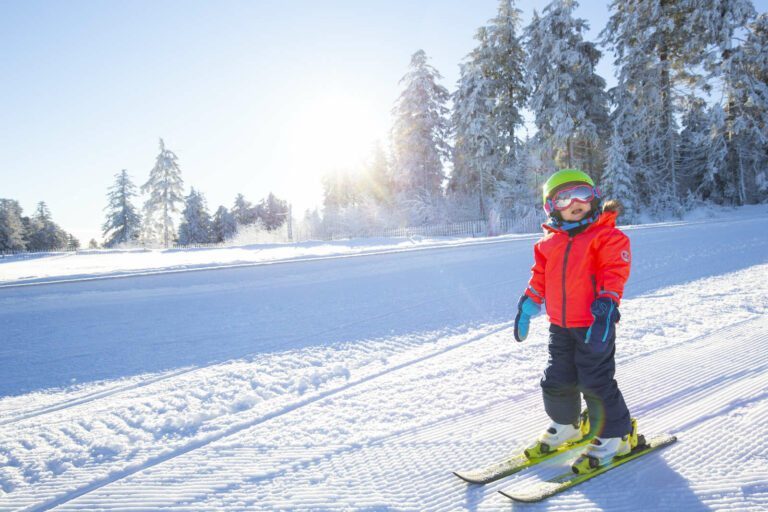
top-left (294, 93), bottom-right (385, 173)
top-left (273, 91), bottom-right (390, 212)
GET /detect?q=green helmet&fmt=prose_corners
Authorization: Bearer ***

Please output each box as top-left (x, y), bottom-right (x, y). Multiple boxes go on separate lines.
top-left (542, 168), bottom-right (595, 205)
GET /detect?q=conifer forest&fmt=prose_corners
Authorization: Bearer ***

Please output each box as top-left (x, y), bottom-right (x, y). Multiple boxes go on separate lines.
top-left (1, 0), bottom-right (766, 251)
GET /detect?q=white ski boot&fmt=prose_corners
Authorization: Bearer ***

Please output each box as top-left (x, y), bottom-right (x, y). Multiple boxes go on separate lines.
top-left (572, 418), bottom-right (638, 474)
top-left (524, 411), bottom-right (590, 459)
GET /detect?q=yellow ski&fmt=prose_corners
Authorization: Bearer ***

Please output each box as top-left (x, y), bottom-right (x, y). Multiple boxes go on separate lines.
top-left (453, 436), bottom-right (592, 485)
top-left (498, 433), bottom-right (677, 502)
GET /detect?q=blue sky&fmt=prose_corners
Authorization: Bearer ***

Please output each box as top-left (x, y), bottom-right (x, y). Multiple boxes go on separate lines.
top-left (1, 0), bottom-right (764, 243)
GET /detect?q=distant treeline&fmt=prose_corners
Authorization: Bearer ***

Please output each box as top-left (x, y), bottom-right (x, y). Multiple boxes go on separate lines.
top-left (101, 142), bottom-right (291, 248)
top-left (0, 200), bottom-right (79, 252)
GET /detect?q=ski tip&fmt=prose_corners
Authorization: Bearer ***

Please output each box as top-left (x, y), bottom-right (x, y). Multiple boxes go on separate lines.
top-left (452, 471), bottom-right (481, 485)
top-left (497, 489), bottom-right (541, 503)
top-left (497, 489), bottom-right (514, 500)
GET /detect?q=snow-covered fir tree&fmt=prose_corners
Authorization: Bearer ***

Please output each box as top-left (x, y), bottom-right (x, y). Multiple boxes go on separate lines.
top-left (484, 0), bottom-right (528, 173)
top-left (451, 40), bottom-right (498, 218)
top-left (67, 234), bottom-right (80, 250)
top-left (602, 121), bottom-right (637, 221)
top-left (102, 169), bottom-right (142, 248)
top-left (322, 171), bottom-right (354, 215)
top-left (141, 138), bottom-right (184, 247)
top-left (212, 206), bottom-right (237, 243)
top-left (232, 193), bottom-right (258, 226)
top-left (391, 49), bottom-right (451, 222)
top-left (677, 97), bottom-right (711, 198)
top-left (258, 193), bottom-right (289, 231)
top-left (26, 202), bottom-right (69, 251)
top-left (178, 188), bottom-right (213, 245)
top-left (302, 208), bottom-right (323, 239)
top-left (602, 0), bottom-right (755, 211)
top-left (705, 104), bottom-right (729, 203)
top-left (0, 199), bottom-right (27, 252)
top-left (714, 11), bottom-right (768, 205)
top-left (449, 0), bottom-right (530, 219)
top-left (525, 0), bottom-right (609, 174)
top-left (741, 13), bottom-right (768, 199)
top-left (362, 142), bottom-right (394, 206)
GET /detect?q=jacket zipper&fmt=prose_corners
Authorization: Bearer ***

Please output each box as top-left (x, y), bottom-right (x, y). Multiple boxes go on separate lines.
top-left (562, 239), bottom-right (573, 327)
top-left (591, 274), bottom-right (597, 299)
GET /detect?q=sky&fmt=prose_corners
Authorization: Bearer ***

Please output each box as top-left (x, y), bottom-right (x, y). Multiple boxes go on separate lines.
top-left (1, 0), bottom-right (766, 244)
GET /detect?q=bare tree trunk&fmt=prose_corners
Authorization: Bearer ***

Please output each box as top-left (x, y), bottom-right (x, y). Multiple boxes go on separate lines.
top-left (737, 151), bottom-right (747, 205)
top-left (479, 162), bottom-right (485, 218)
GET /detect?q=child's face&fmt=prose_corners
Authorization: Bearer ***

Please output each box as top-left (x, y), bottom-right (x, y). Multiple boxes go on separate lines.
top-left (560, 201), bottom-right (591, 222)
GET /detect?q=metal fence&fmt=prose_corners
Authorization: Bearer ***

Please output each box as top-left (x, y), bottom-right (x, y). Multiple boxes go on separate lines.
top-left (304, 216), bottom-right (542, 242)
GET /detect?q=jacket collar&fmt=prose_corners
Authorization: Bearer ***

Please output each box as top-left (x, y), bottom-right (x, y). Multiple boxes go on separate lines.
top-left (543, 210), bottom-right (617, 235)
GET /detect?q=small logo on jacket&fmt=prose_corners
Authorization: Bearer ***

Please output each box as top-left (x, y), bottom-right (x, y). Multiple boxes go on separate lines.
top-left (621, 250), bottom-right (630, 262)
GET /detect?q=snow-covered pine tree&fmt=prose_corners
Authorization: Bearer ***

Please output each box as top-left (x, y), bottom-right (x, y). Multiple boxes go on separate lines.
top-left (603, 5), bottom-right (675, 212)
top-left (741, 13), bottom-right (768, 200)
top-left (451, 37), bottom-right (498, 218)
top-left (232, 193), bottom-right (259, 226)
top-left (26, 202), bottom-right (69, 251)
top-left (139, 212), bottom-right (157, 247)
top-left (391, 49), bottom-right (451, 222)
top-left (212, 206), bottom-right (237, 243)
top-left (485, 0), bottom-right (528, 175)
top-left (259, 193), bottom-right (289, 231)
top-left (677, 97), bottom-right (711, 198)
top-left (603, 0), bottom-right (755, 210)
top-left (706, 103), bottom-right (729, 203)
top-left (67, 234), bottom-right (80, 251)
top-left (362, 141), bottom-right (394, 207)
top-left (102, 169), bottom-right (142, 247)
top-left (603, 121), bottom-right (637, 221)
top-left (302, 208), bottom-right (323, 240)
top-left (525, 0), bottom-right (609, 174)
top-left (141, 138), bottom-right (185, 247)
top-left (449, 1), bottom-right (530, 220)
top-left (0, 199), bottom-right (27, 252)
top-left (178, 188), bottom-right (213, 245)
top-left (715, 11), bottom-right (768, 204)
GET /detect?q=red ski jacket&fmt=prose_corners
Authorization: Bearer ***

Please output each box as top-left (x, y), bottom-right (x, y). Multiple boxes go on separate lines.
top-left (524, 211), bottom-right (631, 328)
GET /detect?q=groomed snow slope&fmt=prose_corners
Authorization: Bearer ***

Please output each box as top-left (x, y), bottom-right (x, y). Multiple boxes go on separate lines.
top-left (1, 208), bottom-right (767, 511)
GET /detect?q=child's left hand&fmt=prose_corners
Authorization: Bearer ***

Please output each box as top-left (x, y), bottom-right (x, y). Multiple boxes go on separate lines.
top-left (585, 297), bottom-right (621, 352)
top-left (514, 295), bottom-right (542, 342)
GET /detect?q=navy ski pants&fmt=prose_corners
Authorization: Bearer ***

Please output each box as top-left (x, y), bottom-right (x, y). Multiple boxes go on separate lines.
top-left (541, 324), bottom-right (632, 438)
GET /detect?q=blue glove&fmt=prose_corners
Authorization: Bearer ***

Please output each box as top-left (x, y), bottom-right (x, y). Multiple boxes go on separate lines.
top-left (585, 296), bottom-right (621, 352)
top-left (514, 295), bottom-right (542, 342)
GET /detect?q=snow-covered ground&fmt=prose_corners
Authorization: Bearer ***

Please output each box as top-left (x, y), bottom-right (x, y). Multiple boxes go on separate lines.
top-left (1, 205), bottom-right (768, 511)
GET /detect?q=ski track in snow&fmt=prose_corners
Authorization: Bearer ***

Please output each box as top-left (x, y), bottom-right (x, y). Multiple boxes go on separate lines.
top-left (1, 212), bottom-right (768, 511)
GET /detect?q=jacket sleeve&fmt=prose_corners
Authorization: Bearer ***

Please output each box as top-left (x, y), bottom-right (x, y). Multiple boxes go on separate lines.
top-left (596, 230), bottom-right (631, 305)
top-left (525, 241), bottom-right (546, 304)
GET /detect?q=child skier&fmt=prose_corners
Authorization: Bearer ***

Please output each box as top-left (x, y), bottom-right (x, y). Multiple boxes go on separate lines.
top-left (514, 168), bottom-right (637, 474)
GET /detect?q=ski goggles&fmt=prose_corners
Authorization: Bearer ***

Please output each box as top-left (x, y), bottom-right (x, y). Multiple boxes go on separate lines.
top-left (544, 184), bottom-right (597, 215)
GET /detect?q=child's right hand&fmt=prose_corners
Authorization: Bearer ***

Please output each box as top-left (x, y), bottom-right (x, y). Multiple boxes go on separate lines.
top-left (514, 295), bottom-right (542, 342)
top-left (585, 296), bottom-right (621, 351)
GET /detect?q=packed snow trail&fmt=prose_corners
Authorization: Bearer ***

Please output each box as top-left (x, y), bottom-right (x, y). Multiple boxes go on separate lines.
top-left (9, 269), bottom-right (768, 511)
top-left (1, 212), bottom-right (767, 511)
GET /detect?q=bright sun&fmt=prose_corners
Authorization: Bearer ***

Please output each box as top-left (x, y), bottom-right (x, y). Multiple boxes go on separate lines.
top-left (293, 92), bottom-right (386, 173)
top-left (269, 90), bottom-right (390, 213)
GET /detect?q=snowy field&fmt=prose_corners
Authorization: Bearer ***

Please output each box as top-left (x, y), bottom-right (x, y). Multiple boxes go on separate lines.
top-left (1, 206), bottom-right (768, 511)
